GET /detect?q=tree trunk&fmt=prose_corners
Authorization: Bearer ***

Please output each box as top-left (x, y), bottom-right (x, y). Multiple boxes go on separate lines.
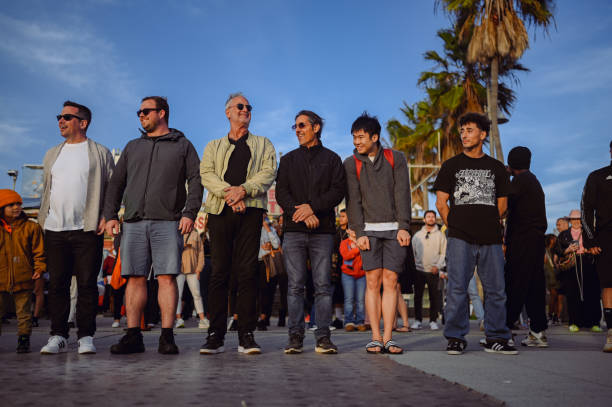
top-left (486, 84), bottom-right (496, 158)
top-left (489, 57), bottom-right (504, 163)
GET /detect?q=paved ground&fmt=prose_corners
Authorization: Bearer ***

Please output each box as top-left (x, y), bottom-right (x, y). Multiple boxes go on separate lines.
top-left (0, 316), bottom-right (610, 406)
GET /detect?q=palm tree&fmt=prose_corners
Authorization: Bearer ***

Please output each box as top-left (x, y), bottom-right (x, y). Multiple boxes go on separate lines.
top-left (439, 0), bottom-right (554, 162)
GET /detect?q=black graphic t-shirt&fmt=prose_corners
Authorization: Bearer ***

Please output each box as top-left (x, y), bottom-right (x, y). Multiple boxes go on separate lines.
top-left (433, 153), bottom-right (511, 245)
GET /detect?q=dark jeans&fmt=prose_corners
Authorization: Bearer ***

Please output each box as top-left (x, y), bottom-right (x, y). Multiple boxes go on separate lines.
top-left (505, 235), bottom-right (548, 333)
top-left (284, 232), bottom-right (334, 340)
top-left (45, 230), bottom-right (103, 339)
top-left (257, 261), bottom-right (288, 320)
top-left (145, 277), bottom-right (159, 325)
top-left (208, 206), bottom-right (264, 337)
top-left (414, 270), bottom-right (442, 323)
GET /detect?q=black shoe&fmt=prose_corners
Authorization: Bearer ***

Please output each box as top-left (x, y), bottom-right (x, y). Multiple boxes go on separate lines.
top-left (331, 319), bottom-right (344, 329)
top-left (32, 317), bottom-right (39, 328)
top-left (315, 336), bottom-right (338, 354)
top-left (484, 340), bottom-right (518, 355)
top-left (228, 319), bottom-right (238, 331)
top-left (158, 334), bottom-right (179, 354)
top-left (16, 335), bottom-right (30, 353)
top-left (277, 318), bottom-right (286, 327)
top-left (110, 332), bottom-right (145, 354)
top-left (256, 319), bottom-right (267, 331)
top-left (200, 332), bottom-right (225, 354)
top-left (284, 334), bottom-right (303, 354)
top-left (68, 322), bottom-right (76, 329)
top-left (446, 339), bottom-right (466, 355)
top-left (238, 332), bottom-right (261, 354)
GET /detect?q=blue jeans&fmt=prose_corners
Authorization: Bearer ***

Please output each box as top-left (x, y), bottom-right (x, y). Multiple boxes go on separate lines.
top-left (444, 238), bottom-right (510, 342)
top-left (468, 275), bottom-right (485, 322)
top-left (341, 273), bottom-right (365, 325)
top-left (283, 232), bottom-right (333, 339)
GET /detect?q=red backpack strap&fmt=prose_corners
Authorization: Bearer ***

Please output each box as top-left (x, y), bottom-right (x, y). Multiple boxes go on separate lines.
top-left (353, 155), bottom-right (363, 180)
top-left (383, 149), bottom-right (395, 169)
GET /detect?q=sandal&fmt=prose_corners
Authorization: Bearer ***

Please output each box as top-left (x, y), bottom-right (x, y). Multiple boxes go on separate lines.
top-left (395, 326), bottom-right (411, 332)
top-left (384, 340), bottom-right (403, 354)
top-left (366, 340), bottom-right (384, 354)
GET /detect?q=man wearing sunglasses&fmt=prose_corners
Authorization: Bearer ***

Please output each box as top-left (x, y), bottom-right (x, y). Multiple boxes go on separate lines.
top-left (39, 101), bottom-right (115, 355)
top-left (200, 92), bottom-right (277, 355)
top-left (411, 210), bottom-right (446, 331)
top-left (104, 96), bottom-right (203, 355)
top-left (276, 110), bottom-right (346, 354)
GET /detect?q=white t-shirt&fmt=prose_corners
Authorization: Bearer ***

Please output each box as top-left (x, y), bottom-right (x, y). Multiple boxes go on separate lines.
top-left (44, 141), bottom-right (90, 231)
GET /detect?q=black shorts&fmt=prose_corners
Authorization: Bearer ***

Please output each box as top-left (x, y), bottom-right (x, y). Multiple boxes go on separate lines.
top-left (360, 230), bottom-right (407, 274)
top-left (596, 229), bottom-right (612, 288)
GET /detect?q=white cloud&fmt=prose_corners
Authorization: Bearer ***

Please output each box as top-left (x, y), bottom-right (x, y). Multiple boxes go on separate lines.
top-left (0, 13), bottom-right (135, 105)
top-left (544, 158), bottom-right (593, 176)
top-left (0, 122), bottom-right (36, 151)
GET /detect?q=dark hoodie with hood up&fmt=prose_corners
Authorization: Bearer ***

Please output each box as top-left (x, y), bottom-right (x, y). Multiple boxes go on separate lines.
top-left (104, 129), bottom-right (203, 222)
top-left (343, 146), bottom-right (411, 239)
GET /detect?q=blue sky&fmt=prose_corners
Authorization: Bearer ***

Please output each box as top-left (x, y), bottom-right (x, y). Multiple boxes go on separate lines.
top-left (1, 0), bottom-right (611, 232)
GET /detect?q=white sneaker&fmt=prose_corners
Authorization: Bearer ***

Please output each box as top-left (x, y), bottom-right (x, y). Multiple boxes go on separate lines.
top-left (198, 318), bottom-right (210, 329)
top-left (429, 321), bottom-right (439, 330)
top-left (111, 321), bottom-right (120, 328)
top-left (40, 335), bottom-right (68, 354)
top-left (78, 336), bottom-right (96, 354)
top-left (175, 318), bottom-right (185, 329)
top-left (410, 320), bottom-right (422, 330)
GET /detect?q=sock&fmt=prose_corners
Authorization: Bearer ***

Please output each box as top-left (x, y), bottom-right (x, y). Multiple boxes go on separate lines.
top-left (604, 308), bottom-right (612, 329)
top-left (127, 327), bottom-right (141, 336)
top-left (334, 307), bottom-right (343, 320)
top-left (161, 327), bottom-right (173, 340)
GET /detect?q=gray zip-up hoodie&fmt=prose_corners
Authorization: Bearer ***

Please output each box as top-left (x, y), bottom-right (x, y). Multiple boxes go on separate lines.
top-left (343, 147), bottom-right (411, 238)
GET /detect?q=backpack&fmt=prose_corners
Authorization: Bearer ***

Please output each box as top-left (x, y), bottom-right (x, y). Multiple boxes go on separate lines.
top-left (353, 149), bottom-right (394, 180)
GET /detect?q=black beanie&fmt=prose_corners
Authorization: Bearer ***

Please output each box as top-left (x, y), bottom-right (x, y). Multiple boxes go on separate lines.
top-left (508, 146), bottom-right (531, 170)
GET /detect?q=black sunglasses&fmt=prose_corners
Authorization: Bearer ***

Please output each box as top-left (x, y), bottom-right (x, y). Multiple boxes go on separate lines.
top-left (291, 122), bottom-right (309, 130)
top-left (136, 108), bottom-right (161, 117)
top-left (56, 114), bottom-right (84, 122)
top-left (234, 103), bottom-right (252, 112)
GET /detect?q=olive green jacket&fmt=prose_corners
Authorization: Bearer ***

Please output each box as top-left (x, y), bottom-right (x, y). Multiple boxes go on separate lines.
top-left (200, 133), bottom-right (277, 215)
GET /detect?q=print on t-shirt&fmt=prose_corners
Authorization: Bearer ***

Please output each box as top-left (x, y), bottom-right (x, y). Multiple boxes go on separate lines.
top-left (453, 169), bottom-right (496, 206)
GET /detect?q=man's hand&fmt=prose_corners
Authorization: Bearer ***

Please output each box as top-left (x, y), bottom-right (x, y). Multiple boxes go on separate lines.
top-left (293, 204), bottom-right (314, 223)
top-left (96, 217), bottom-right (106, 235)
top-left (231, 200), bottom-right (246, 214)
top-left (431, 266), bottom-right (439, 275)
top-left (224, 186), bottom-right (246, 206)
top-left (304, 214), bottom-right (320, 229)
top-left (357, 236), bottom-right (370, 251)
top-left (178, 217), bottom-right (194, 234)
top-left (397, 229), bottom-right (411, 247)
top-left (105, 219), bottom-right (121, 237)
top-left (590, 246), bottom-right (602, 255)
top-left (32, 272), bottom-right (41, 280)
top-left (261, 242), bottom-right (272, 251)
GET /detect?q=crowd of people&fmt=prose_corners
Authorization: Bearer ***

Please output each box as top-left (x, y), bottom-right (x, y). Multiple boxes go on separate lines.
top-left (0, 94), bottom-right (610, 357)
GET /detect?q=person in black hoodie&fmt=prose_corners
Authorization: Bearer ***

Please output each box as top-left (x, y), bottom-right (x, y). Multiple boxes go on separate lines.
top-left (104, 96), bottom-right (203, 355)
top-left (276, 110), bottom-right (346, 354)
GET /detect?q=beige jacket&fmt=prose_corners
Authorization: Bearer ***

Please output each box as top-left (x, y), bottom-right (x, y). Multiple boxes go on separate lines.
top-left (200, 133), bottom-right (277, 215)
top-left (181, 231), bottom-right (204, 274)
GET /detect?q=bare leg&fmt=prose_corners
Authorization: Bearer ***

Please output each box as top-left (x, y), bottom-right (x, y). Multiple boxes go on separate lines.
top-left (157, 275), bottom-right (178, 329)
top-left (602, 288), bottom-right (612, 308)
top-left (125, 277), bottom-right (147, 328)
top-left (365, 269), bottom-right (383, 350)
top-left (381, 269), bottom-right (398, 346)
top-left (396, 284), bottom-right (410, 330)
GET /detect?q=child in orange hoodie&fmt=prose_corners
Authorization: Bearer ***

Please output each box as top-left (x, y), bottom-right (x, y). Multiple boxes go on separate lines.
top-left (339, 229), bottom-right (366, 331)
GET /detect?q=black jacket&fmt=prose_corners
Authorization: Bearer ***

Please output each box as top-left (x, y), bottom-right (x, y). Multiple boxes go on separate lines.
top-left (276, 143), bottom-right (346, 234)
top-left (506, 170), bottom-right (547, 241)
top-left (581, 161), bottom-right (612, 248)
top-left (103, 129), bottom-right (203, 222)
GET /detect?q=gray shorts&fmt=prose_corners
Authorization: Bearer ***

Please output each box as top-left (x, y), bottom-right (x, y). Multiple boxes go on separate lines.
top-left (360, 230), bottom-right (407, 273)
top-left (120, 220), bottom-right (183, 277)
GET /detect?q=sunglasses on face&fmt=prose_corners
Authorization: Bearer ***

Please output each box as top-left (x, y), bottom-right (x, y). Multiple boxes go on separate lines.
top-left (56, 114), bottom-right (84, 122)
top-left (291, 122), bottom-right (309, 130)
top-left (234, 103), bottom-right (252, 112)
top-left (136, 108), bottom-right (161, 117)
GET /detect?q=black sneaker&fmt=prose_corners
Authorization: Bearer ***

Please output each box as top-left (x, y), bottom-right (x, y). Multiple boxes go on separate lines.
top-left (446, 339), bottom-right (466, 355)
top-left (315, 336), bottom-right (338, 354)
top-left (284, 334), bottom-right (304, 354)
top-left (16, 335), bottom-right (30, 353)
top-left (331, 319), bottom-right (344, 329)
top-left (484, 340), bottom-right (518, 355)
top-left (256, 319), bottom-right (267, 331)
top-left (32, 317), bottom-right (39, 327)
top-left (228, 319), bottom-right (238, 331)
top-left (200, 332), bottom-right (224, 354)
top-left (110, 332), bottom-right (145, 354)
top-left (238, 332), bottom-right (261, 354)
top-left (158, 334), bottom-right (179, 354)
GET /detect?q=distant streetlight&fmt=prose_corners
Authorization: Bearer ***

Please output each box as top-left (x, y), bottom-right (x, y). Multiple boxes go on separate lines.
top-left (7, 169), bottom-right (18, 190)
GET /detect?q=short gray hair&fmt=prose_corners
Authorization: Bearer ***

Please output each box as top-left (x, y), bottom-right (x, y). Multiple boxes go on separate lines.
top-left (225, 92), bottom-right (245, 110)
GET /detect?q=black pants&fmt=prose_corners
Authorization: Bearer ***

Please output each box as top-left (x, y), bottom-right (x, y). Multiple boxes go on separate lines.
top-left (111, 285), bottom-right (125, 320)
top-left (199, 257), bottom-right (211, 315)
top-left (414, 270), bottom-right (442, 322)
top-left (145, 278), bottom-right (159, 325)
top-left (257, 261), bottom-right (288, 320)
top-left (208, 206), bottom-right (264, 337)
top-left (505, 234), bottom-right (548, 333)
top-left (45, 230), bottom-right (103, 339)
top-left (563, 254), bottom-right (601, 327)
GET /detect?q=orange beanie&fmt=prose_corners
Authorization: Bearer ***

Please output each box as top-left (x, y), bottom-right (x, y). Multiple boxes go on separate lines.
top-left (0, 189), bottom-right (22, 208)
